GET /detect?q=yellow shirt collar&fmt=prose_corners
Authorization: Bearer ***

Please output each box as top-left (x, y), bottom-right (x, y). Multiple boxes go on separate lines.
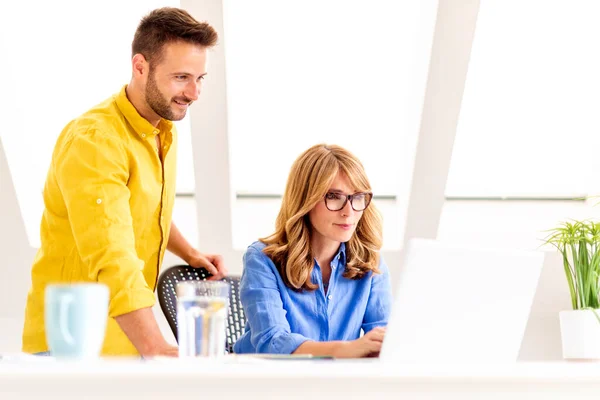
top-left (114, 85), bottom-right (174, 139)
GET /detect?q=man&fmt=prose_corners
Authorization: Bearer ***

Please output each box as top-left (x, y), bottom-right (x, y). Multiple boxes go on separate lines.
top-left (22, 7), bottom-right (227, 357)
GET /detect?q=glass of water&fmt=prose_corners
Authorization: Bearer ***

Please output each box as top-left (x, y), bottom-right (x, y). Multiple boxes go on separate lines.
top-left (176, 280), bottom-right (230, 358)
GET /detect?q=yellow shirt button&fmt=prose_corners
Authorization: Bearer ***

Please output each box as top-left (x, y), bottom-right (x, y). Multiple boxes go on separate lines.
top-left (96, 199), bottom-right (102, 204)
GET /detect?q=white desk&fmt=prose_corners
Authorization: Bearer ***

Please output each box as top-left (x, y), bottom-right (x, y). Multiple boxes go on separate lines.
top-left (1, 357), bottom-right (600, 399)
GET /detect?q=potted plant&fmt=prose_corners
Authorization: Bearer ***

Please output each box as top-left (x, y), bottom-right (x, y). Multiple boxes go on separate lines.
top-left (544, 220), bottom-right (600, 359)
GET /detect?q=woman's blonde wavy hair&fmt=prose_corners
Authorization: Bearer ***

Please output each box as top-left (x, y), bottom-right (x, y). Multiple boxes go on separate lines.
top-left (261, 144), bottom-right (383, 291)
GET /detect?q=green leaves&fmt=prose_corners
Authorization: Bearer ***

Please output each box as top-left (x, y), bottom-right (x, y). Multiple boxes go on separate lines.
top-left (544, 220), bottom-right (600, 310)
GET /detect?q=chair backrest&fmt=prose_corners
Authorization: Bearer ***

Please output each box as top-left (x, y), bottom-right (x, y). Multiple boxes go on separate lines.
top-left (157, 265), bottom-right (245, 353)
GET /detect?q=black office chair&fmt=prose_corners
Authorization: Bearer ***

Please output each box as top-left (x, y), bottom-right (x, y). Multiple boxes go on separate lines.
top-left (157, 265), bottom-right (246, 354)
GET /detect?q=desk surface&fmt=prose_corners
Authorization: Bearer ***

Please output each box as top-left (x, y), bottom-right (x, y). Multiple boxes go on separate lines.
top-left (2, 357), bottom-right (600, 399)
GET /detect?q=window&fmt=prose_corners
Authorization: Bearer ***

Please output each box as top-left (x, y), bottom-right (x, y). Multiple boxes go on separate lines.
top-left (446, 0), bottom-right (600, 198)
top-left (223, 0), bottom-right (433, 248)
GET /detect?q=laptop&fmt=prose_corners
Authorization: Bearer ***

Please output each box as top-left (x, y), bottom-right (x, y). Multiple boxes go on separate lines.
top-left (379, 238), bottom-right (544, 363)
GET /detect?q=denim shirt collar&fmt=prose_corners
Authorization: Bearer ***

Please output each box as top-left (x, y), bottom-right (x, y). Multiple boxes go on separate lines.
top-left (334, 243), bottom-right (347, 269)
top-left (313, 243), bottom-right (346, 271)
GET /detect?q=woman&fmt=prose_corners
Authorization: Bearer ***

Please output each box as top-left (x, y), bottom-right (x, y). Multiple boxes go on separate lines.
top-left (233, 144), bottom-right (392, 358)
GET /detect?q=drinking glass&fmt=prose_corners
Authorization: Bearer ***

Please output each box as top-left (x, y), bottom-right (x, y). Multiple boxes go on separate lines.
top-left (176, 280), bottom-right (230, 357)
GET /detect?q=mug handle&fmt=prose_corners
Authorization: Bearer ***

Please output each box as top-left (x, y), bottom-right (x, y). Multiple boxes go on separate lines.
top-left (59, 294), bottom-right (75, 346)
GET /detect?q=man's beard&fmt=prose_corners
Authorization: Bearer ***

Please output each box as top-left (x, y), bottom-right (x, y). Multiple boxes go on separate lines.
top-left (145, 71), bottom-right (190, 121)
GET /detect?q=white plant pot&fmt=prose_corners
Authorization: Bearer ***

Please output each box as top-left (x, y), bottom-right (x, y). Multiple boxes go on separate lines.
top-left (559, 309), bottom-right (600, 360)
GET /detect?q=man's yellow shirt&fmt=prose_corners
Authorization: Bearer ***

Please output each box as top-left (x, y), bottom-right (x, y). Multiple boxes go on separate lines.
top-left (22, 86), bottom-right (178, 356)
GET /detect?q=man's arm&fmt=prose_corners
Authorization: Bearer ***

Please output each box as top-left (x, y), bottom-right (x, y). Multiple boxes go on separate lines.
top-left (115, 308), bottom-right (177, 357)
top-left (167, 221), bottom-right (228, 279)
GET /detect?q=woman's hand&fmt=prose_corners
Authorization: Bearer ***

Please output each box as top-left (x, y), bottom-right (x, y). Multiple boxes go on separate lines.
top-left (335, 327), bottom-right (386, 358)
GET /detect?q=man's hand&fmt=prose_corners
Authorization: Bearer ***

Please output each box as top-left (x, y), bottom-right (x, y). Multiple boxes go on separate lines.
top-left (115, 307), bottom-right (179, 358)
top-left (187, 250), bottom-right (228, 280)
top-left (151, 344), bottom-right (179, 358)
top-left (167, 222), bottom-right (228, 280)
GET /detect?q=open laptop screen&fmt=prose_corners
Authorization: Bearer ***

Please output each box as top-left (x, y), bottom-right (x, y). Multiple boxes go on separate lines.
top-left (380, 238), bottom-right (544, 363)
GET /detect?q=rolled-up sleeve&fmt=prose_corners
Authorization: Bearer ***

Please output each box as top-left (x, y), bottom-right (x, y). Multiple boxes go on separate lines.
top-left (239, 248), bottom-right (309, 354)
top-left (55, 131), bottom-right (155, 317)
top-left (362, 256), bottom-right (393, 333)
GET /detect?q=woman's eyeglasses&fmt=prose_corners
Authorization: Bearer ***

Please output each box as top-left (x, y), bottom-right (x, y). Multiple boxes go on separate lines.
top-left (324, 192), bottom-right (373, 212)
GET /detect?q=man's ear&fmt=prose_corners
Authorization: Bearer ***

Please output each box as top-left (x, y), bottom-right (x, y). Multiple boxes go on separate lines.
top-left (132, 53), bottom-right (148, 78)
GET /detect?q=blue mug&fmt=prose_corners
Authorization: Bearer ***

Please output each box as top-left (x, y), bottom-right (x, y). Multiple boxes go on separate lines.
top-left (44, 283), bottom-right (109, 358)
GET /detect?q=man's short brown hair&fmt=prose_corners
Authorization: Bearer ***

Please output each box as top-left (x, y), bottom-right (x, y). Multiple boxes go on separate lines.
top-left (132, 7), bottom-right (218, 65)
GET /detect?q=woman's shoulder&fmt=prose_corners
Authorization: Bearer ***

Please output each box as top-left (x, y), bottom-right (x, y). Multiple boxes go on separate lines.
top-left (245, 240), bottom-right (268, 257)
top-left (242, 241), bottom-right (282, 283)
top-left (244, 241), bottom-right (275, 267)
top-left (248, 240), bottom-right (267, 251)
top-left (355, 251), bottom-right (389, 280)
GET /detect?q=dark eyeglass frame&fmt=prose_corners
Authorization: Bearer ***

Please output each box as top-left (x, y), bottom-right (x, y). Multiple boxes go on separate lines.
top-left (324, 192), bottom-right (373, 212)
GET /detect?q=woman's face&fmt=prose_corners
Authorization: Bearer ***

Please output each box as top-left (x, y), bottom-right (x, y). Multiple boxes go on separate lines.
top-left (308, 172), bottom-right (365, 248)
